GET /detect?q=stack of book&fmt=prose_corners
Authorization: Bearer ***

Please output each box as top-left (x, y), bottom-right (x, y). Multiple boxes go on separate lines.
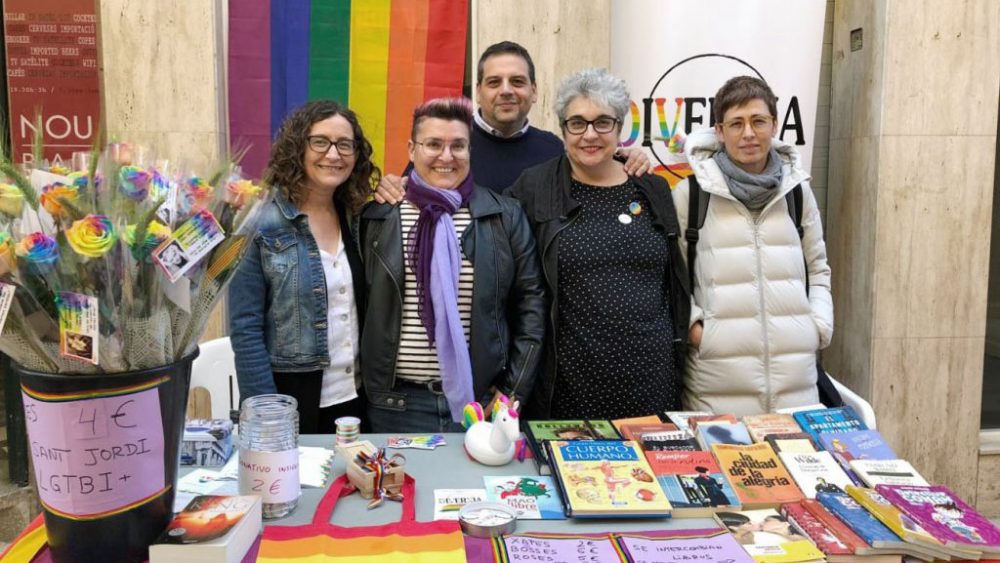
top-left (520, 406), bottom-right (1000, 561)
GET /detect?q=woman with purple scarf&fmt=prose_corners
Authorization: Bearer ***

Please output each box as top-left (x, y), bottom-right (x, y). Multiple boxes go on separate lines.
top-left (359, 98), bottom-right (546, 433)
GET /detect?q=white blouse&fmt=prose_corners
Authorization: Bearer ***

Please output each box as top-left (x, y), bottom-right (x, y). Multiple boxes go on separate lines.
top-left (319, 238), bottom-right (360, 407)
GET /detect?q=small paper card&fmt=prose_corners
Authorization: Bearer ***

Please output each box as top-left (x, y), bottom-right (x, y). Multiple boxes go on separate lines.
top-left (152, 172), bottom-right (178, 225)
top-left (152, 208), bottom-right (225, 282)
top-left (433, 488), bottom-right (486, 520)
top-left (0, 282), bottom-right (15, 333)
top-left (386, 434), bottom-right (446, 450)
top-left (56, 291), bottom-right (99, 365)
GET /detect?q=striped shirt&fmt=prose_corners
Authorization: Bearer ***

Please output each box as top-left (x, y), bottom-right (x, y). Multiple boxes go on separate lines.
top-left (396, 201), bottom-right (474, 383)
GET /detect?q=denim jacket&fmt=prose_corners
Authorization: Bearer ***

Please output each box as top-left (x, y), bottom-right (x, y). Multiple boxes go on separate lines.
top-left (228, 190), bottom-right (365, 400)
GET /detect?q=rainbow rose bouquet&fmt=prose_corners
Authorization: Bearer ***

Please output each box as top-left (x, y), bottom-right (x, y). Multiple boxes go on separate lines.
top-left (0, 142), bottom-right (271, 373)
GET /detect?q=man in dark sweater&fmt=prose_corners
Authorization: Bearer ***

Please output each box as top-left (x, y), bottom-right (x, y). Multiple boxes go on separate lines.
top-left (376, 41), bottom-right (649, 199)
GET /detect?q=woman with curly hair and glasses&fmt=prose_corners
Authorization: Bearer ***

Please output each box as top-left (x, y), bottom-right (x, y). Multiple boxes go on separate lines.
top-left (229, 100), bottom-right (380, 433)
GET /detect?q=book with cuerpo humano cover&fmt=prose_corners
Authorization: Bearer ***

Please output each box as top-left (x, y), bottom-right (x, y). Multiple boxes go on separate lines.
top-left (545, 440), bottom-right (670, 517)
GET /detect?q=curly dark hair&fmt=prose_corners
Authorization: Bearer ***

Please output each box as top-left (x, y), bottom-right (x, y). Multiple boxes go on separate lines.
top-left (264, 100), bottom-right (381, 213)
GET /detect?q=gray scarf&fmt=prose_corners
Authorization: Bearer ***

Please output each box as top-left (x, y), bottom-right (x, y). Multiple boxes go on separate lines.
top-left (712, 148), bottom-right (784, 211)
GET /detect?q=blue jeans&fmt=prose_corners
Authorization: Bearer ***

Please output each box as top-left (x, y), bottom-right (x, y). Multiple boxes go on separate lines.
top-left (367, 382), bottom-right (466, 433)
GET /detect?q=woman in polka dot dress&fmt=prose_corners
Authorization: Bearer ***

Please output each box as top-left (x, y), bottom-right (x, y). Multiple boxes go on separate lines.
top-left (508, 69), bottom-right (691, 419)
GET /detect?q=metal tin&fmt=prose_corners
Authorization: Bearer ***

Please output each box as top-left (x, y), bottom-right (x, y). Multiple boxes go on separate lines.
top-left (458, 502), bottom-right (517, 538)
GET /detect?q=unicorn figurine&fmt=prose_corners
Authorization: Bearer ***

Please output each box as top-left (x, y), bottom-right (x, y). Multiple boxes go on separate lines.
top-left (462, 396), bottom-right (520, 466)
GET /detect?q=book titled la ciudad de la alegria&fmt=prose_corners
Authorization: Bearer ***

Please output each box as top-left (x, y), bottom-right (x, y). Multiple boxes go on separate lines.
top-left (545, 440), bottom-right (671, 517)
top-left (712, 443), bottom-right (803, 509)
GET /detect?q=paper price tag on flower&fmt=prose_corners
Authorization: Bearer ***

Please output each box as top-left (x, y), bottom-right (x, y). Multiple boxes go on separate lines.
top-left (152, 209), bottom-right (225, 283)
top-left (56, 292), bottom-right (100, 365)
top-left (0, 283), bottom-right (15, 333)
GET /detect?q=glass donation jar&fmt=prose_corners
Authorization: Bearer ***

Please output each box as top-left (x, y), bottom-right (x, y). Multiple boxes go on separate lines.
top-left (238, 394), bottom-right (301, 518)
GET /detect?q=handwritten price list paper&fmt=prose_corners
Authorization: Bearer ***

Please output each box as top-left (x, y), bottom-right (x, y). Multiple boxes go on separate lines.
top-left (501, 535), bottom-right (623, 562)
top-left (22, 385), bottom-right (166, 517)
top-left (2, 0), bottom-right (101, 165)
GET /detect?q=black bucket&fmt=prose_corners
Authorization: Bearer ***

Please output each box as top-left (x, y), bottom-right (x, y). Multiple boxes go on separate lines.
top-left (15, 351), bottom-right (198, 563)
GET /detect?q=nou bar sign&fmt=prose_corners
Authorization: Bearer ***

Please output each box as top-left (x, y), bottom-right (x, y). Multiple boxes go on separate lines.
top-left (3, 0), bottom-right (100, 167)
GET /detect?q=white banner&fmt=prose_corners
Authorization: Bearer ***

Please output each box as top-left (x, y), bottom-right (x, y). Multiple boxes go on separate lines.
top-left (611, 0), bottom-right (826, 187)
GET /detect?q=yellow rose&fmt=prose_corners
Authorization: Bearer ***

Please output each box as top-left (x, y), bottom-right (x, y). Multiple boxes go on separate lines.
top-left (65, 214), bottom-right (116, 258)
top-left (0, 231), bottom-right (16, 276)
top-left (0, 183), bottom-right (24, 217)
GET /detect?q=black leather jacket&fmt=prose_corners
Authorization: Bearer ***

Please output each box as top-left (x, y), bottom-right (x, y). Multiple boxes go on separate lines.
top-left (506, 155), bottom-right (692, 418)
top-left (358, 185), bottom-right (546, 412)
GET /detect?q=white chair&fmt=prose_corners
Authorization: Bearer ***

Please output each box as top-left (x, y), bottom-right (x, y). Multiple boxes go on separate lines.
top-left (827, 373), bottom-right (877, 429)
top-left (189, 336), bottom-right (240, 420)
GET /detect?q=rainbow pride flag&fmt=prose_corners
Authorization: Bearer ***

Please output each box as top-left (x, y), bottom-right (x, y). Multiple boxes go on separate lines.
top-left (228, 0), bottom-right (469, 179)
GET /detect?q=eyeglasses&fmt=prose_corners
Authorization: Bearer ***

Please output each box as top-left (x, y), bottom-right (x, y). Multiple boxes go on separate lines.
top-left (306, 136), bottom-right (357, 156)
top-left (562, 116), bottom-right (620, 135)
top-left (720, 116), bottom-right (774, 136)
top-left (413, 139), bottom-right (470, 159)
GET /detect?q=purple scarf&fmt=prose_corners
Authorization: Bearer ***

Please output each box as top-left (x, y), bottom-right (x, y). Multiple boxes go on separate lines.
top-left (404, 170), bottom-right (475, 421)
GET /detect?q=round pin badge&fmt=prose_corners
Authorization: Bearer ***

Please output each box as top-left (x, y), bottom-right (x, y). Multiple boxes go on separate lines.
top-left (618, 213), bottom-right (632, 224)
top-left (628, 201), bottom-right (642, 215)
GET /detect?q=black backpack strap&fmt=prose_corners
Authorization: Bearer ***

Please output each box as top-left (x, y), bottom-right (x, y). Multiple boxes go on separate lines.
top-left (785, 185), bottom-right (804, 239)
top-left (785, 184), bottom-right (808, 295)
top-left (685, 175), bottom-right (710, 291)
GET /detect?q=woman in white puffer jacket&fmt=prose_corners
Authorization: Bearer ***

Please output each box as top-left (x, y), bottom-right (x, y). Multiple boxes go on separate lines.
top-left (672, 76), bottom-right (833, 416)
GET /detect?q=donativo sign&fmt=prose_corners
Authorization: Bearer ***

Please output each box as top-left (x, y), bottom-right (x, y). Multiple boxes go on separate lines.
top-left (611, 0), bottom-right (826, 187)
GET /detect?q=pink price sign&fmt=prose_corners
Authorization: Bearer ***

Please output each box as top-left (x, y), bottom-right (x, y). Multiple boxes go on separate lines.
top-left (22, 386), bottom-right (166, 518)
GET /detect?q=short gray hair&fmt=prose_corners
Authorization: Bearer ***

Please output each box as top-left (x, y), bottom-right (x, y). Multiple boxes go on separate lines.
top-left (553, 68), bottom-right (630, 123)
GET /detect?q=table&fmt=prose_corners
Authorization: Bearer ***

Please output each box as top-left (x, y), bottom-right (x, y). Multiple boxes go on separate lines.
top-left (262, 434), bottom-right (720, 533)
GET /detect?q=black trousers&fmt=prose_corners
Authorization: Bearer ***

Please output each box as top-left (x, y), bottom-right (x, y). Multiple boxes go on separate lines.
top-left (273, 370), bottom-right (366, 434)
